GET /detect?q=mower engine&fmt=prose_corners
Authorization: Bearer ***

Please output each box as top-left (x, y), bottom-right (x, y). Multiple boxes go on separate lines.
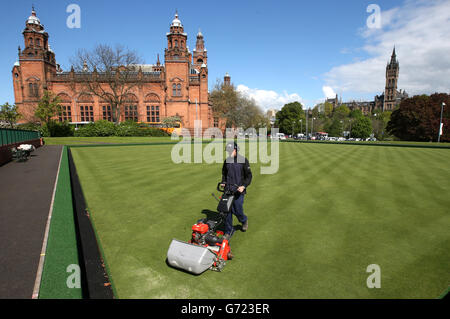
top-left (167, 182), bottom-right (236, 275)
top-left (190, 218), bottom-right (232, 272)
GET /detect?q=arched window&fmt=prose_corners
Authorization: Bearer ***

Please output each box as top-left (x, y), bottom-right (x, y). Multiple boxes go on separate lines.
top-left (29, 38), bottom-right (33, 46)
top-left (172, 84), bottom-right (177, 96)
top-left (123, 94), bottom-right (139, 121)
top-left (78, 94), bottom-right (94, 122)
top-left (36, 38), bottom-right (41, 47)
top-left (57, 93), bottom-right (72, 122)
top-left (28, 82), bottom-right (39, 97)
top-left (175, 40), bottom-right (178, 48)
top-left (177, 84), bottom-right (181, 96)
top-left (145, 93), bottom-right (160, 123)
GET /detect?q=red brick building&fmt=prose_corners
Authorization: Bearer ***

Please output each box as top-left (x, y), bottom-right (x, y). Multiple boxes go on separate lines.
top-left (12, 9), bottom-right (215, 132)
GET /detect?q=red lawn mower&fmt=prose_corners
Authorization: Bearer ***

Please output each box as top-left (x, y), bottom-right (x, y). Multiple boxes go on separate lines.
top-left (167, 182), bottom-right (238, 274)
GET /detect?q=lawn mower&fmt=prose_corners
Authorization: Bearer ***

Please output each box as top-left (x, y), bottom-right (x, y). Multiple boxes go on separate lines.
top-left (166, 182), bottom-right (238, 275)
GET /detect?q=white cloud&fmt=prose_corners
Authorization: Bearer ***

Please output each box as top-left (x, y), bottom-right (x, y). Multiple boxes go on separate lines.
top-left (236, 84), bottom-right (304, 111)
top-left (322, 86), bottom-right (336, 99)
top-left (325, 0), bottom-right (450, 98)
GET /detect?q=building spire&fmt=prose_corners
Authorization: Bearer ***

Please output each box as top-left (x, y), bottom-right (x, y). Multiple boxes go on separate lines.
top-left (390, 46), bottom-right (397, 64)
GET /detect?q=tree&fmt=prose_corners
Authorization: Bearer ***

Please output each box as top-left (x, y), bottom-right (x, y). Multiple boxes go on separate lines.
top-left (235, 97), bottom-right (268, 130)
top-left (349, 109), bottom-right (363, 119)
top-left (162, 115), bottom-right (181, 128)
top-left (387, 93), bottom-right (449, 142)
top-left (313, 102), bottom-right (334, 118)
top-left (371, 110), bottom-right (392, 140)
top-left (71, 44), bottom-right (143, 124)
top-left (323, 102), bottom-right (334, 117)
top-left (209, 79), bottom-right (268, 130)
top-left (0, 103), bottom-right (21, 128)
top-left (351, 116), bottom-right (372, 139)
top-left (333, 104), bottom-right (350, 120)
top-left (326, 118), bottom-right (344, 137)
top-left (275, 102), bottom-right (305, 135)
top-left (209, 80), bottom-right (240, 128)
top-left (34, 90), bottom-right (62, 125)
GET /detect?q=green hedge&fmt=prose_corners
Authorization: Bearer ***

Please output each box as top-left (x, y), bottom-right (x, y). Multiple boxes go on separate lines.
top-left (74, 120), bottom-right (169, 137)
top-left (18, 121), bottom-right (74, 137)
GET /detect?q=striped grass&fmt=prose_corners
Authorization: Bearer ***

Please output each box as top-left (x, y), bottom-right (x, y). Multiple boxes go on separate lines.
top-left (70, 142), bottom-right (450, 298)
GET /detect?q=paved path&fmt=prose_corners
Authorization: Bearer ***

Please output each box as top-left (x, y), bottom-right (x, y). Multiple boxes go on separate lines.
top-left (0, 145), bottom-right (62, 298)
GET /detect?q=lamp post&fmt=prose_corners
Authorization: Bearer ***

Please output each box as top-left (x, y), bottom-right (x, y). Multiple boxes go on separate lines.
top-left (305, 109), bottom-right (309, 139)
top-left (374, 113), bottom-right (377, 138)
top-left (300, 119), bottom-right (303, 137)
top-left (311, 117), bottom-right (316, 137)
top-left (438, 102), bottom-right (445, 143)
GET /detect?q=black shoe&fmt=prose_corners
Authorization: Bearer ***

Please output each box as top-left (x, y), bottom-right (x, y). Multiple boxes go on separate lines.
top-left (242, 220), bottom-right (248, 232)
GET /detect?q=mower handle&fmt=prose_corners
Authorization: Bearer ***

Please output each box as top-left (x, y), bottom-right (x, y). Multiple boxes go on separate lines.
top-left (217, 182), bottom-right (239, 193)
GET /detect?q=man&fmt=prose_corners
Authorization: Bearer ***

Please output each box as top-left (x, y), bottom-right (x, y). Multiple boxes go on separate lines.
top-left (220, 141), bottom-right (252, 240)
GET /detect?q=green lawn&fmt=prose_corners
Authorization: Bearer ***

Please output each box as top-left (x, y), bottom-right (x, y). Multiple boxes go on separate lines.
top-left (70, 142), bottom-right (450, 298)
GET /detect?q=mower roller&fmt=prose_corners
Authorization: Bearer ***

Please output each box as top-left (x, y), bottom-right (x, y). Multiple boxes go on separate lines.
top-left (167, 182), bottom-right (238, 275)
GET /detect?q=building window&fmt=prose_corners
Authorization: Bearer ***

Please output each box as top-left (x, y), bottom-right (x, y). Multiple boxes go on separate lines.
top-left (80, 105), bottom-right (94, 122)
top-left (214, 117), bottom-right (219, 128)
top-left (28, 82), bottom-right (39, 97)
top-left (102, 106), bottom-right (112, 121)
top-left (124, 105), bottom-right (138, 121)
top-left (172, 84), bottom-right (177, 96)
top-left (172, 83), bottom-right (182, 97)
top-left (146, 105), bottom-right (160, 122)
top-left (175, 40), bottom-right (178, 47)
top-left (36, 39), bottom-right (41, 47)
top-left (58, 105), bottom-right (72, 122)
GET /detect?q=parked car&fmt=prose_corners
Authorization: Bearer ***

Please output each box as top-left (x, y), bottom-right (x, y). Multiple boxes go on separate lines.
top-left (272, 133), bottom-right (286, 140)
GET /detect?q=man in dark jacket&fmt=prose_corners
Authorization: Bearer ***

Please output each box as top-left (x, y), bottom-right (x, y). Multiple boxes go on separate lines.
top-left (220, 142), bottom-right (252, 240)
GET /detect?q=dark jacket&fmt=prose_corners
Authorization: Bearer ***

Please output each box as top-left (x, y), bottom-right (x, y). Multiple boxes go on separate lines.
top-left (221, 154), bottom-right (252, 193)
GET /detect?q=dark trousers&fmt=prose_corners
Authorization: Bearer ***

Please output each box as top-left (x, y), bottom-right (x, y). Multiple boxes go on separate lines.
top-left (224, 193), bottom-right (247, 235)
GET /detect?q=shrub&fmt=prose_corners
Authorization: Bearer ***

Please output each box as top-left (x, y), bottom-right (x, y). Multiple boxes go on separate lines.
top-left (73, 120), bottom-right (170, 137)
top-left (46, 121), bottom-right (74, 137)
top-left (137, 127), bottom-right (170, 137)
top-left (74, 120), bottom-right (116, 137)
top-left (18, 122), bottom-right (50, 137)
top-left (115, 120), bottom-right (141, 137)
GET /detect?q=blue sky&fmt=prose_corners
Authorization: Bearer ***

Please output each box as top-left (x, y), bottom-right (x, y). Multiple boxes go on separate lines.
top-left (2, 0), bottom-right (449, 110)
